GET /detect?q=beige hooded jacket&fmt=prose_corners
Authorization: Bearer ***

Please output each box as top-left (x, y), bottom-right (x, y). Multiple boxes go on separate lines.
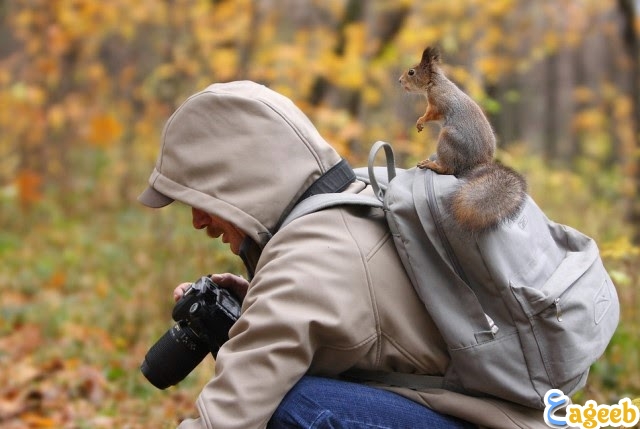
top-left (139, 81), bottom-right (548, 428)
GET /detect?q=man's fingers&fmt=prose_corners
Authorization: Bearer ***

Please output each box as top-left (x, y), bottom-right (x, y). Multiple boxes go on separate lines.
top-left (210, 273), bottom-right (249, 300)
top-left (173, 282), bottom-right (192, 302)
top-left (173, 274), bottom-right (249, 303)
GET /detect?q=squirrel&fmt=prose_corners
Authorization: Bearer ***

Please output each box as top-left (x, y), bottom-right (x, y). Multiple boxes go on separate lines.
top-left (399, 46), bottom-right (527, 233)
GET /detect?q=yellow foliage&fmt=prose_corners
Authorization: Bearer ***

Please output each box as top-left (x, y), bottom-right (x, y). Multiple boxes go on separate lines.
top-left (543, 32), bottom-right (560, 53)
top-left (613, 96), bottom-right (633, 120)
top-left (155, 63), bottom-right (177, 80)
top-left (601, 236), bottom-right (640, 260)
top-left (476, 56), bottom-right (507, 83)
top-left (448, 67), bottom-right (472, 87)
top-left (344, 23), bottom-right (366, 57)
top-left (397, 26), bottom-right (442, 52)
top-left (363, 86), bottom-right (382, 106)
top-left (47, 104), bottom-right (66, 130)
top-left (56, 0), bottom-right (98, 38)
top-left (88, 114), bottom-right (124, 148)
top-left (312, 107), bottom-right (361, 158)
top-left (11, 83), bottom-right (46, 106)
top-left (336, 60), bottom-right (365, 89)
top-left (481, 27), bottom-right (506, 50)
top-left (572, 108), bottom-right (607, 133)
top-left (47, 24), bottom-right (72, 57)
top-left (486, 0), bottom-right (515, 17)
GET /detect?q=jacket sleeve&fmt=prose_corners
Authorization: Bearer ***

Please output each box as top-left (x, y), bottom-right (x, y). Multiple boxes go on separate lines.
top-left (177, 214), bottom-right (379, 429)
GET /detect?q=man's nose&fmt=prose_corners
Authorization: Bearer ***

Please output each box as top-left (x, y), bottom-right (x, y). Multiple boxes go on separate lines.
top-left (192, 208), bottom-right (210, 229)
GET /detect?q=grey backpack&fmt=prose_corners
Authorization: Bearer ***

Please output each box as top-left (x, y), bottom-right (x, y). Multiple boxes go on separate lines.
top-left (282, 141), bottom-right (620, 409)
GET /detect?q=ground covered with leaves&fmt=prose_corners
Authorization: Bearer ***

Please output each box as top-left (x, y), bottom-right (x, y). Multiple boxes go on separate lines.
top-left (0, 324), bottom-right (195, 429)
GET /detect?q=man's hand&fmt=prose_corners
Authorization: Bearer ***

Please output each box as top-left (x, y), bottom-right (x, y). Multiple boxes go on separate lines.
top-left (173, 273), bottom-right (249, 302)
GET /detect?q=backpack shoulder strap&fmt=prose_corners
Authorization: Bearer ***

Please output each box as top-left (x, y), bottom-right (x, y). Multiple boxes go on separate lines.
top-left (280, 141), bottom-right (399, 229)
top-left (280, 193), bottom-right (383, 230)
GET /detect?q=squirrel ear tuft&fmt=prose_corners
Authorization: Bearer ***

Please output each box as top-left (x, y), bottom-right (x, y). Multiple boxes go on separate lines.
top-left (421, 46), bottom-right (441, 65)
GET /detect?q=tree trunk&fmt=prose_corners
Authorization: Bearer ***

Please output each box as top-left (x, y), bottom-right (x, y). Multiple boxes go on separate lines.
top-left (544, 52), bottom-right (559, 161)
top-left (618, 0), bottom-right (640, 243)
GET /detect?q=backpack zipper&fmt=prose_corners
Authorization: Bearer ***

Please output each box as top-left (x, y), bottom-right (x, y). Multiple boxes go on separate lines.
top-left (424, 170), bottom-right (498, 337)
top-left (424, 171), bottom-right (470, 285)
top-left (553, 298), bottom-right (563, 322)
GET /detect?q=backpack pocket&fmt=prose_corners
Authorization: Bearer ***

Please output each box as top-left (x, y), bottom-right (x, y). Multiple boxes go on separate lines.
top-left (447, 330), bottom-right (545, 408)
top-left (509, 235), bottom-right (619, 388)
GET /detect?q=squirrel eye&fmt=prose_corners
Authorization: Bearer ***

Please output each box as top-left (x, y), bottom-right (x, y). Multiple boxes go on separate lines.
top-left (408, 69), bottom-right (415, 76)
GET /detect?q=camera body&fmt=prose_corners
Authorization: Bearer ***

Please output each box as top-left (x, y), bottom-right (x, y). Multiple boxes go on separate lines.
top-left (141, 276), bottom-right (241, 389)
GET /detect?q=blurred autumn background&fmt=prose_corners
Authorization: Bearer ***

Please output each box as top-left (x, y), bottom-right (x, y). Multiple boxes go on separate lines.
top-left (1, 0), bottom-right (639, 427)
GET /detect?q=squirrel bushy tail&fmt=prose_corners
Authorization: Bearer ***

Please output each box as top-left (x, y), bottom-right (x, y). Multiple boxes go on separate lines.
top-left (446, 163), bottom-right (527, 233)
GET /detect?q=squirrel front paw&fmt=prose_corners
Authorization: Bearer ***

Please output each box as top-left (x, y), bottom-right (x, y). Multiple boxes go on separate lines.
top-left (416, 121), bottom-right (424, 132)
top-left (418, 159), bottom-right (451, 174)
top-left (417, 159), bottom-right (434, 169)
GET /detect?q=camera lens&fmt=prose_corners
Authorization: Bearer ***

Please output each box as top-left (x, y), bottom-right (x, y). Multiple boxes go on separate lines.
top-left (140, 320), bottom-right (209, 389)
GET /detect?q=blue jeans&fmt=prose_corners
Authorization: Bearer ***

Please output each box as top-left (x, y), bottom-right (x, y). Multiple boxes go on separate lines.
top-left (268, 376), bottom-right (476, 429)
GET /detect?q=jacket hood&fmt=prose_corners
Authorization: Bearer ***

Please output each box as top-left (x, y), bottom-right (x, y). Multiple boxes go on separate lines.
top-left (138, 81), bottom-right (343, 248)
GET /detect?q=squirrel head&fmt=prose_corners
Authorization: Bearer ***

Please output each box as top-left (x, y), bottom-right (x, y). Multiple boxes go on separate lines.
top-left (398, 46), bottom-right (441, 94)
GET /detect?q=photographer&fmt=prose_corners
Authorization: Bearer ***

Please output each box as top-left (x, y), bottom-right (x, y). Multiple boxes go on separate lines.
top-left (138, 81), bottom-right (544, 428)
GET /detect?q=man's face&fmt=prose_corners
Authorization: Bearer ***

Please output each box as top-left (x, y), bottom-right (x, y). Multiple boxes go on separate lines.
top-left (191, 208), bottom-right (246, 255)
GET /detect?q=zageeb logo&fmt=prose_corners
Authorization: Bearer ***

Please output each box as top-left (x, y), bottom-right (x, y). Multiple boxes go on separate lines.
top-left (544, 389), bottom-right (640, 428)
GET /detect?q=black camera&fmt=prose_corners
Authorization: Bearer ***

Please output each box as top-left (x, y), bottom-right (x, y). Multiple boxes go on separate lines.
top-left (140, 276), bottom-right (241, 389)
